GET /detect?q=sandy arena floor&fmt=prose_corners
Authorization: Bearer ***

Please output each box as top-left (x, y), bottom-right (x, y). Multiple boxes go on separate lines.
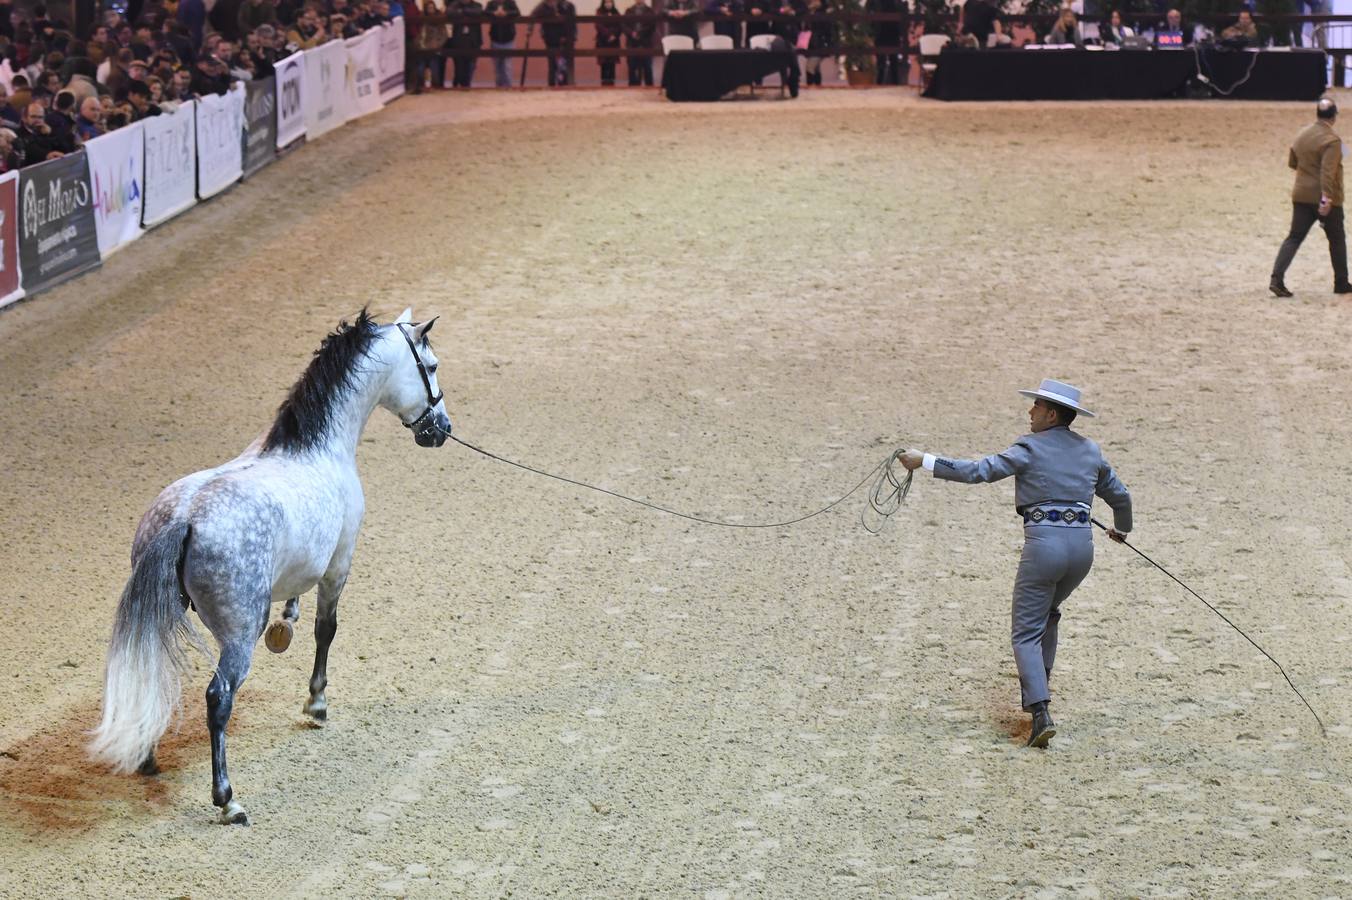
top-left (2, 88), bottom-right (1351, 898)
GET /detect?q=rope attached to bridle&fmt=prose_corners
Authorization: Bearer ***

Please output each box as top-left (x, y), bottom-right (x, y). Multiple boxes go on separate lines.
top-left (445, 429), bottom-right (912, 531)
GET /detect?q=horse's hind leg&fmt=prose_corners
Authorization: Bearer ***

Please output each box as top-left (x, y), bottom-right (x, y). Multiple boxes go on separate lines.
top-left (304, 574), bottom-right (347, 722)
top-left (207, 640), bottom-right (257, 825)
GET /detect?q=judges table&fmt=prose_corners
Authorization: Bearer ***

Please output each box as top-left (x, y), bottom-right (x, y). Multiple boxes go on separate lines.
top-left (924, 47), bottom-right (1327, 101)
top-left (662, 49), bottom-right (800, 102)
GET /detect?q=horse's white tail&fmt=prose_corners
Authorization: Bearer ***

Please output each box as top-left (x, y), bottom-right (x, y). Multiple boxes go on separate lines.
top-left (89, 520), bottom-right (202, 773)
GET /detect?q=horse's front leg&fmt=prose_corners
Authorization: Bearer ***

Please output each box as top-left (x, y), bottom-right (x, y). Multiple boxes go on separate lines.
top-left (303, 572), bottom-right (347, 722)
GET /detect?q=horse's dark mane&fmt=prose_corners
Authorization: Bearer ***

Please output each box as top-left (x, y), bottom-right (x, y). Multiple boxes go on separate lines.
top-left (262, 310), bottom-right (382, 454)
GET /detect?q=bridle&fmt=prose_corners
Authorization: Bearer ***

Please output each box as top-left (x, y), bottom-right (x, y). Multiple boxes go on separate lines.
top-left (394, 322), bottom-right (444, 438)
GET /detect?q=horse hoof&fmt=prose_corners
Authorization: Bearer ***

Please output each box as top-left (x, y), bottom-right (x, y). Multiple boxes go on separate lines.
top-left (303, 699), bottom-right (327, 722)
top-left (264, 620), bottom-right (293, 654)
top-left (217, 800), bottom-right (249, 826)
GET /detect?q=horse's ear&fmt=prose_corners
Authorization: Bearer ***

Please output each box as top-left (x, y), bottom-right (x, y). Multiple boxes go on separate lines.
top-left (395, 307), bottom-right (413, 324)
top-left (416, 316), bottom-right (439, 340)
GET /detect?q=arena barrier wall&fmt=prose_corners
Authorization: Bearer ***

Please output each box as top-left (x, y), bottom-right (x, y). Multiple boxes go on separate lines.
top-left (85, 122), bottom-right (146, 259)
top-left (0, 26), bottom-right (404, 310)
top-left (197, 85), bottom-right (247, 199)
top-left (0, 172), bottom-right (22, 309)
top-left (18, 151), bottom-right (101, 296)
top-left (142, 101), bottom-right (199, 228)
top-left (275, 51), bottom-right (307, 150)
top-left (243, 77), bottom-right (278, 178)
top-left (304, 39), bottom-right (351, 141)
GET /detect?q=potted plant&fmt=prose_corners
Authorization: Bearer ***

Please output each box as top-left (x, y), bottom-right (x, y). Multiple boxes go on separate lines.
top-left (832, 0), bottom-right (877, 84)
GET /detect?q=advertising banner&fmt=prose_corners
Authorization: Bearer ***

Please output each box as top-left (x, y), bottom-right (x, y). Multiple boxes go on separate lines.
top-left (18, 151), bottom-right (101, 294)
top-left (346, 28), bottom-right (383, 119)
top-left (304, 39), bottom-right (350, 141)
top-left (84, 122), bottom-right (145, 258)
top-left (196, 84), bottom-right (245, 199)
top-left (275, 51), bottom-right (306, 150)
top-left (243, 76), bottom-right (277, 177)
top-left (142, 100), bottom-right (198, 227)
top-left (0, 171), bottom-right (22, 308)
top-left (378, 18), bottom-right (406, 105)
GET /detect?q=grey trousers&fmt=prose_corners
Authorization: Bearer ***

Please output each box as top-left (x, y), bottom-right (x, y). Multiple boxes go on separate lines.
top-left (1012, 527), bottom-right (1093, 710)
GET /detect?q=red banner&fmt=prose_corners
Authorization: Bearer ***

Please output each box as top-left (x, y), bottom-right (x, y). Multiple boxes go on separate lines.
top-left (0, 170), bottom-right (22, 309)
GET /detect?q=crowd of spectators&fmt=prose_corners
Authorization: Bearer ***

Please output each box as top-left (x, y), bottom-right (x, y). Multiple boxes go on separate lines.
top-left (953, 0), bottom-right (1270, 51)
top-left (0, 0), bottom-right (401, 173)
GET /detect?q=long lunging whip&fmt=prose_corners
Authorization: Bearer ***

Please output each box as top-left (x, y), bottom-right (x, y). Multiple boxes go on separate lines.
top-left (1092, 517), bottom-right (1326, 736)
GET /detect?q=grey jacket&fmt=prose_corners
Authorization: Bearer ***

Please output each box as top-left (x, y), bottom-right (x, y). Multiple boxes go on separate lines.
top-left (932, 426), bottom-right (1132, 532)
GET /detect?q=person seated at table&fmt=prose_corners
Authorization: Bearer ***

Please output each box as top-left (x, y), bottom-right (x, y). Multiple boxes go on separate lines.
top-left (960, 0), bottom-right (1003, 48)
top-left (1101, 9), bottom-right (1135, 46)
top-left (1219, 9), bottom-right (1258, 46)
top-left (987, 17), bottom-right (1013, 47)
top-left (1154, 7), bottom-right (1192, 47)
top-left (1047, 7), bottom-right (1084, 46)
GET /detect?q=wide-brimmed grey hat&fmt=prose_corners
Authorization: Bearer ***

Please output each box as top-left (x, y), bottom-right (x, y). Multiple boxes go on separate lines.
top-left (1017, 378), bottom-right (1096, 418)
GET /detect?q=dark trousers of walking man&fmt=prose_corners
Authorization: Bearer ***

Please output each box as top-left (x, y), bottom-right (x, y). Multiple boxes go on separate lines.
top-left (1272, 202), bottom-right (1348, 290)
top-left (627, 47), bottom-right (653, 84)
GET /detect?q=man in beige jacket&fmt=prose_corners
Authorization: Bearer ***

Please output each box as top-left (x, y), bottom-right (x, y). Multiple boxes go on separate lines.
top-left (1271, 96), bottom-right (1348, 298)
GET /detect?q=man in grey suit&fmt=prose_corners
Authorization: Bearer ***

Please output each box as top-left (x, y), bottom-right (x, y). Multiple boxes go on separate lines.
top-left (900, 379), bottom-right (1132, 749)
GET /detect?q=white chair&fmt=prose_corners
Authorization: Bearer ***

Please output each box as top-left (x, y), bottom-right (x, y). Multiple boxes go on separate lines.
top-left (699, 34), bottom-right (735, 50)
top-left (662, 35), bottom-right (695, 54)
top-left (918, 33), bottom-right (950, 90)
top-left (749, 33), bottom-right (777, 50)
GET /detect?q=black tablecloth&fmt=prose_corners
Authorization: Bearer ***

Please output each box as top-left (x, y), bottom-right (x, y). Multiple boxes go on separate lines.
top-left (662, 49), bottom-right (799, 101)
top-left (924, 47), bottom-right (1327, 101)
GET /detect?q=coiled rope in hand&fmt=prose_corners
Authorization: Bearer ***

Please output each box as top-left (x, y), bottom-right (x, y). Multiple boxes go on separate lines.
top-left (445, 429), bottom-right (912, 531)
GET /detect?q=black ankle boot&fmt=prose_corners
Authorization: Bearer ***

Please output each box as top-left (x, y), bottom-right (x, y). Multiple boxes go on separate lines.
top-left (1028, 701), bottom-right (1056, 749)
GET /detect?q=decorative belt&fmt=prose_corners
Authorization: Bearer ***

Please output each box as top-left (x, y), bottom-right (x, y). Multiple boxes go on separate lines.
top-left (1021, 505), bottom-right (1090, 527)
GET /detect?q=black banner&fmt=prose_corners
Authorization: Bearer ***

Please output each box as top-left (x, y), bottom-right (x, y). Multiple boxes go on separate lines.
top-left (243, 77), bottom-right (277, 179)
top-left (19, 151), bottom-right (101, 295)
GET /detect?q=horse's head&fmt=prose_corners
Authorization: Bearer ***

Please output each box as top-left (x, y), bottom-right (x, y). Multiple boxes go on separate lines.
top-left (384, 308), bottom-right (452, 448)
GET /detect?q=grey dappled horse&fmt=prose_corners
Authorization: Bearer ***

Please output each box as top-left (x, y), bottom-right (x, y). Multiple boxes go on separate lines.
top-left (89, 308), bottom-right (452, 824)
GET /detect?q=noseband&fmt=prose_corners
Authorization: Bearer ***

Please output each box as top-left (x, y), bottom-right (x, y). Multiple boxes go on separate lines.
top-left (395, 323), bottom-right (444, 435)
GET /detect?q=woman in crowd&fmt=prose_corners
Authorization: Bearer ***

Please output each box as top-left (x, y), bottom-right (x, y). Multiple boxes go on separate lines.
top-left (1101, 8), bottom-right (1134, 46)
top-left (1047, 7), bottom-right (1083, 46)
top-left (594, 0), bottom-right (622, 86)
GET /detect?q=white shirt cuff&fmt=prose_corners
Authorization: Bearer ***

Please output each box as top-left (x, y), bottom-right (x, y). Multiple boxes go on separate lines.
top-left (921, 453), bottom-right (936, 471)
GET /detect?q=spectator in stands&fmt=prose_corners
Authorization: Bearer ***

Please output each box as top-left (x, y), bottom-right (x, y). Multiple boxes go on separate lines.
top-left (237, 0), bottom-right (277, 37)
top-left (170, 66), bottom-right (194, 100)
top-left (2, 82), bottom-right (29, 126)
top-left (163, 20), bottom-right (196, 66)
top-left (128, 57), bottom-right (150, 82)
top-left (773, 0), bottom-right (804, 48)
top-left (1101, 9), bottom-right (1134, 46)
top-left (37, 70), bottom-right (61, 95)
top-left (0, 128), bottom-right (20, 173)
top-left (288, 7), bottom-right (328, 49)
top-left (960, 0), bottom-right (1002, 48)
top-left (50, 89), bottom-right (77, 134)
top-left (18, 100), bottom-right (69, 161)
top-left (1220, 9), bottom-right (1258, 46)
top-left (705, 0), bottom-right (742, 47)
top-left (124, 79), bottom-right (161, 119)
top-left (530, 0), bottom-right (576, 86)
top-left (130, 23), bottom-right (156, 60)
top-left (74, 95), bottom-right (101, 141)
top-left (622, 0), bottom-right (655, 86)
top-left (448, 0), bottom-right (484, 88)
top-left (484, 0), bottom-right (519, 89)
top-left (866, 0), bottom-right (903, 84)
top-left (147, 75), bottom-right (165, 103)
top-left (411, 0), bottom-right (446, 92)
top-left (1047, 7), bottom-right (1083, 46)
top-left (329, 12), bottom-right (357, 40)
top-left (595, 0), bottom-right (621, 84)
top-left (1154, 8), bottom-right (1191, 47)
top-left (744, 0), bottom-right (772, 44)
top-left (665, 0), bottom-right (699, 40)
top-left (801, 0), bottom-right (833, 87)
top-left (229, 44), bottom-right (257, 79)
top-left (190, 51), bottom-right (231, 95)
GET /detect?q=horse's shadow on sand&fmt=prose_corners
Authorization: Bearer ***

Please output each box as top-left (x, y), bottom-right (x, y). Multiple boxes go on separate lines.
top-left (0, 695), bottom-right (217, 834)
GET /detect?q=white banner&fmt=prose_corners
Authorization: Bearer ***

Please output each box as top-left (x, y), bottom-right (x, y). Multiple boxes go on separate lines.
top-left (275, 51), bottom-right (306, 150)
top-left (378, 17), bottom-right (406, 104)
top-left (346, 28), bottom-right (383, 119)
top-left (304, 39), bottom-right (350, 141)
top-left (0, 171), bottom-right (22, 309)
top-left (142, 101), bottom-right (197, 228)
top-left (84, 122), bottom-right (145, 258)
top-left (196, 84), bottom-right (245, 199)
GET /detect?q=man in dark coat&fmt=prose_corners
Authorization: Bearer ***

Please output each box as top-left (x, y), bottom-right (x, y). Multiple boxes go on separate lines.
top-left (448, 0), bottom-right (484, 87)
top-left (665, 0), bottom-right (700, 39)
top-left (484, 0), bottom-right (520, 88)
top-left (530, 0), bottom-right (576, 85)
top-left (622, 0), bottom-right (656, 85)
top-left (866, 0), bottom-right (904, 85)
